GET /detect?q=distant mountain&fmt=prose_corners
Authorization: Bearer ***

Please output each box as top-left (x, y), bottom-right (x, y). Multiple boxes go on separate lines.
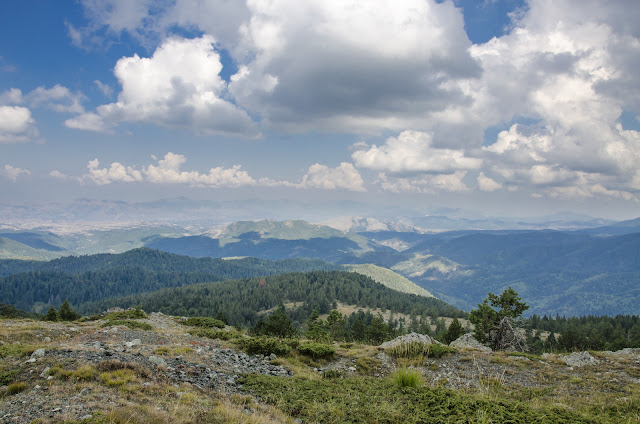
top-left (0, 236), bottom-right (64, 260)
top-left (145, 220), bottom-right (391, 261)
top-left (580, 217), bottom-right (640, 235)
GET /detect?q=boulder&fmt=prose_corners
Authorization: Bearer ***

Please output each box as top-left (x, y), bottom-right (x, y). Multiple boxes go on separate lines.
top-left (449, 333), bottom-right (491, 352)
top-left (561, 351), bottom-right (600, 368)
top-left (379, 332), bottom-right (441, 348)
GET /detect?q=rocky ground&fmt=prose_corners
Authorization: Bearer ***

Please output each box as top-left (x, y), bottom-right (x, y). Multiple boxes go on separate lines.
top-left (1, 313), bottom-right (639, 423)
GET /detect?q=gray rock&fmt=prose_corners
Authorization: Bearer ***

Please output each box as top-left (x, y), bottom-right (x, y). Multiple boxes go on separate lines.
top-left (561, 351), bottom-right (600, 367)
top-left (125, 339), bottom-right (142, 348)
top-left (43, 337), bottom-right (51, 343)
top-left (40, 367), bottom-right (50, 378)
top-left (148, 356), bottom-right (167, 366)
top-left (380, 332), bottom-right (441, 348)
top-left (31, 348), bottom-right (46, 358)
top-left (449, 333), bottom-right (491, 352)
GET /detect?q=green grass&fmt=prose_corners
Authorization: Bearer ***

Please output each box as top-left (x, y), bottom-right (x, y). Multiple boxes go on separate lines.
top-left (393, 368), bottom-right (423, 388)
top-left (239, 375), bottom-right (599, 423)
top-left (101, 319), bottom-right (152, 330)
top-left (0, 343), bottom-right (39, 359)
top-left (104, 308), bottom-right (147, 320)
top-left (189, 328), bottom-right (241, 341)
top-left (385, 342), bottom-right (456, 359)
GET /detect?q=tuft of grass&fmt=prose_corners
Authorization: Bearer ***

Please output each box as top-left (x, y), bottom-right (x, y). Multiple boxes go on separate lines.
top-left (508, 352), bottom-right (543, 362)
top-left (0, 343), bottom-right (39, 359)
top-left (393, 368), bottom-right (423, 388)
top-left (102, 319), bottom-right (152, 330)
top-left (6, 381), bottom-right (27, 395)
top-left (356, 357), bottom-right (381, 376)
top-left (385, 342), bottom-right (456, 360)
top-left (100, 368), bottom-right (136, 387)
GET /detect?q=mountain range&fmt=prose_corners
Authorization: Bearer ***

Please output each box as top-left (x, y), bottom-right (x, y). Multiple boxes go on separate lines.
top-left (1, 216), bottom-right (640, 317)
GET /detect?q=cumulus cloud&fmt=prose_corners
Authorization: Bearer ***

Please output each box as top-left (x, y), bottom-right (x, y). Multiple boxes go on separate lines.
top-left (68, 35), bottom-right (259, 137)
top-left (26, 84), bottom-right (86, 114)
top-left (0, 106), bottom-right (38, 143)
top-left (299, 163), bottom-right (365, 192)
top-left (82, 153), bottom-right (366, 191)
top-left (352, 130), bottom-right (482, 174)
top-left (228, 0), bottom-right (479, 133)
top-left (477, 172), bottom-right (502, 192)
top-left (1, 165), bottom-right (31, 182)
top-left (94, 80), bottom-right (113, 97)
top-left (0, 88), bottom-right (23, 105)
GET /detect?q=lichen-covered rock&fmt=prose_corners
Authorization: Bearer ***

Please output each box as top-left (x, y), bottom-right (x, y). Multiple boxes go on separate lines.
top-left (379, 332), bottom-right (441, 348)
top-left (561, 351), bottom-right (600, 367)
top-left (449, 333), bottom-right (491, 352)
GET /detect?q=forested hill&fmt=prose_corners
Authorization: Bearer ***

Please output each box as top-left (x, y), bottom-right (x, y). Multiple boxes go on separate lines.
top-left (81, 271), bottom-right (465, 327)
top-left (0, 247), bottom-right (339, 277)
top-left (0, 248), bottom-right (341, 313)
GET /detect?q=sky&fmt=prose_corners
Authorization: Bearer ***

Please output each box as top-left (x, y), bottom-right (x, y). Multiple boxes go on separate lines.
top-left (1, 0), bottom-right (640, 221)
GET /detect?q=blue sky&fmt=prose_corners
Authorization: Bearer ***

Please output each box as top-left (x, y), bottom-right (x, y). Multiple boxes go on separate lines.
top-left (1, 0), bottom-right (640, 221)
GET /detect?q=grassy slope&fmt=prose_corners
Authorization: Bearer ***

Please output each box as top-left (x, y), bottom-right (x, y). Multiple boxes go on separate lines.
top-left (344, 263), bottom-right (434, 297)
top-left (0, 237), bottom-right (65, 261)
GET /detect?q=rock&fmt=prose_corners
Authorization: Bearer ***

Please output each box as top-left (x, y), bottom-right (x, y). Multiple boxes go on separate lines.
top-left (449, 333), bottom-right (491, 352)
top-left (43, 337), bottom-right (51, 343)
top-left (380, 332), bottom-right (441, 348)
top-left (31, 348), bottom-right (46, 358)
top-left (25, 358), bottom-right (37, 363)
top-left (269, 353), bottom-right (277, 360)
top-left (561, 351), bottom-right (600, 367)
top-left (125, 339), bottom-right (142, 348)
top-left (149, 356), bottom-right (167, 366)
top-left (40, 367), bottom-right (50, 378)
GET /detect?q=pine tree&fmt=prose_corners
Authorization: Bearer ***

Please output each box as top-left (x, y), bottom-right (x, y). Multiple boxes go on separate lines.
top-left (44, 305), bottom-right (58, 322)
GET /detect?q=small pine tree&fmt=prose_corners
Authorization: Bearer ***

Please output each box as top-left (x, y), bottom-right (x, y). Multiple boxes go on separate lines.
top-left (58, 299), bottom-right (80, 321)
top-left (443, 318), bottom-right (464, 344)
top-left (44, 305), bottom-right (58, 322)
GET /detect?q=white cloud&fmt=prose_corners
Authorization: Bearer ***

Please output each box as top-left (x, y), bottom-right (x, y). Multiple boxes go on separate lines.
top-left (26, 84), bottom-right (86, 114)
top-left (477, 172), bottom-right (502, 192)
top-left (49, 170), bottom-right (70, 180)
top-left (94, 80), bottom-right (113, 97)
top-left (2, 165), bottom-right (31, 182)
top-left (68, 35), bottom-right (259, 137)
top-left (299, 163), bottom-right (365, 192)
top-left (0, 106), bottom-right (38, 143)
top-left (352, 130), bottom-right (482, 174)
top-left (377, 171), bottom-right (469, 193)
top-left (86, 159), bottom-right (144, 185)
top-left (65, 113), bottom-right (109, 132)
top-left (0, 88), bottom-right (23, 105)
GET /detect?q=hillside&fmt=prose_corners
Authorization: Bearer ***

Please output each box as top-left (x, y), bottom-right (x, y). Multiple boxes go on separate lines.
top-left (0, 249), bottom-right (341, 313)
top-left (1, 314), bottom-right (638, 423)
top-left (0, 237), bottom-right (65, 261)
top-left (79, 271), bottom-right (464, 327)
top-left (344, 263), bottom-right (434, 297)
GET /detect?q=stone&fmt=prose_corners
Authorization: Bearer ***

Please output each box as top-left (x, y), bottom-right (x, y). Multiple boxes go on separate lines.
top-left (40, 367), bottom-right (50, 378)
top-left (43, 337), bottom-right (51, 343)
top-left (31, 348), bottom-right (46, 358)
top-left (125, 339), bottom-right (142, 348)
top-left (449, 333), bottom-right (491, 352)
top-left (149, 356), bottom-right (167, 366)
top-left (380, 332), bottom-right (441, 348)
top-left (561, 351), bottom-right (600, 368)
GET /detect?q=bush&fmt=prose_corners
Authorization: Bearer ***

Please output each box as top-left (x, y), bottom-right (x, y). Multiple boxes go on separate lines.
top-left (182, 317), bottom-right (225, 329)
top-left (297, 342), bottom-right (336, 359)
top-left (393, 368), bottom-right (423, 388)
top-left (322, 369), bottom-right (342, 379)
top-left (105, 307), bottom-right (147, 320)
top-left (240, 336), bottom-right (294, 356)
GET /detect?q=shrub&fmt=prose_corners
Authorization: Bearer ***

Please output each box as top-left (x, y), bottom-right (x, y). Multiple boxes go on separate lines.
top-left (100, 369), bottom-right (136, 387)
top-left (322, 369), bottom-right (342, 379)
top-left (182, 317), bottom-right (225, 329)
top-left (297, 342), bottom-right (336, 359)
top-left (393, 368), bottom-right (423, 388)
top-left (0, 369), bottom-right (18, 386)
top-left (240, 336), bottom-right (294, 356)
top-left (105, 307), bottom-right (147, 320)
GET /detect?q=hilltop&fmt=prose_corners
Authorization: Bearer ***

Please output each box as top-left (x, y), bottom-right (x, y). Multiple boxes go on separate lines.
top-left (1, 312), bottom-right (639, 423)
